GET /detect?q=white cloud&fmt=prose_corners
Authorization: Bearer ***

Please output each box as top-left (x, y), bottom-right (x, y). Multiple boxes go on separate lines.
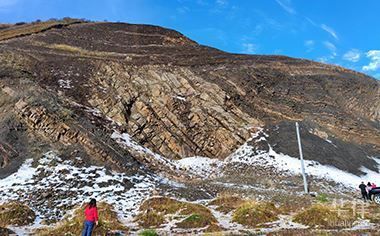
top-left (362, 50), bottom-right (380, 71)
top-left (176, 6), bottom-right (189, 14)
top-left (321, 24), bottom-right (338, 40)
top-left (304, 40), bottom-right (314, 52)
top-left (305, 17), bottom-right (317, 27)
top-left (304, 40), bottom-right (314, 47)
top-left (342, 49), bottom-right (361, 62)
top-left (323, 41), bottom-right (337, 57)
top-left (216, 0), bottom-right (227, 7)
top-left (242, 43), bottom-right (257, 54)
top-left (275, 0), bottom-right (296, 14)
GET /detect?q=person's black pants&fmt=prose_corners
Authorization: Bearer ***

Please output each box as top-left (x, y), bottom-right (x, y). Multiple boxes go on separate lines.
top-left (361, 191), bottom-right (369, 201)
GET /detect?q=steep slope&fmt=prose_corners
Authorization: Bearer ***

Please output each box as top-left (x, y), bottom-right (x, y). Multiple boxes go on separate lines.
top-left (0, 20), bottom-right (378, 178)
top-left (0, 20), bottom-right (380, 234)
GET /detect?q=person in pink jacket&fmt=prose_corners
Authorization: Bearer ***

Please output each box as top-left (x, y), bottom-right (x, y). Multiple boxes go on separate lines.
top-left (82, 198), bottom-right (99, 236)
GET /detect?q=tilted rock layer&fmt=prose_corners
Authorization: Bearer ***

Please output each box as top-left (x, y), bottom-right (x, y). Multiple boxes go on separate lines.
top-left (0, 20), bottom-right (379, 177)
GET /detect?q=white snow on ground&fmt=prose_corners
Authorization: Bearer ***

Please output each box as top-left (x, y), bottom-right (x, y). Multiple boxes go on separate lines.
top-left (111, 128), bottom-right (380, 189)
top-left (172, 95), bottom-right (186, 101)
top-left (226, 133), bottom-right (380, 189)
top-left (111, 131), bottom-right (180, 171)
top-left (325, 138), bottom-right (338, 148)
top-left (175, 156), bottom-right (222, 177)
top-left (112, 130), bottom-right (220, 177)
top-left (58, 79), bottom-right (73, 89)
top-left (349, 219), bottom-right (376, 231)
top-left (0, 151), bottom-right (158, 226)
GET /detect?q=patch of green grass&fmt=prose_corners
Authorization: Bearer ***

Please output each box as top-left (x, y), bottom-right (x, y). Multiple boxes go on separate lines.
top-left (138, 229), bottom-right (159, 236)
top-left (0, 202), bottom-right (36, 227)
top-left (316, 193), bottom-right (329, 203)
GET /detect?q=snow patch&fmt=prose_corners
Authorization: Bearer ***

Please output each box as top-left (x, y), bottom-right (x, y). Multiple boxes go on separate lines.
top-left (58, 79), bottom-right (73, 89)
top-left (175, 156), bottom-right (222, 177)
top-left (0, 151), bottom-right (159, 226)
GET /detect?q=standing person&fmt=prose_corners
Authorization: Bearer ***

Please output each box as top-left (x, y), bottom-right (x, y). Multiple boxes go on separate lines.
top-left (82, 198), bottom-right (99, 236)
top-left (366, 182), bottom-right (373, 201)
top-left (359, 182), bottom-right (369, 201)
top-left (371, 182), bottom-right (377, 189)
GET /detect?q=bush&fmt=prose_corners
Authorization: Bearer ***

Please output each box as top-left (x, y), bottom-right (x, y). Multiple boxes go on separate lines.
top-left (0, 202), bottom-right (36, 227)
top-left (232, 201), bottom-right (279, 227)
top-left (135, 197), bottom-right (218, 229)
top-left (209, 194), bottom-right (245, 213)
top-left (293, 204), bottom-right (339, 228)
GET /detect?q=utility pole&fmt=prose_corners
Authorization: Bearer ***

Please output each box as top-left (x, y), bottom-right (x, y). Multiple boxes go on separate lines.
top-left (296, 122), bottom-right (308, 194)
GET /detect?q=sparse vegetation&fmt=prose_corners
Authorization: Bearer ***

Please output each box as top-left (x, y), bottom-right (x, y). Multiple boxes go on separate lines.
top-left (138, 229), bottom-right (159, 236)
top-left (232, 201), bottom-right (279, 227)
top-left (48, 43), bottom-right (126, 58)
top-left (209, 194), bottom-right (245, 213)
top-left (0, 202), bottom-right (36, 227)
top-left (37, 202), bottom-right (127, 236)
top-left (316, 193), bottom-right (329, 203)
top-left (293, 204), bottom-right (356, 229)
top-left (135, 197), bottom-right (218, 230)
top-left (273, 194), bottom-right (313, 214)
top-left (0, 18), bottom-right (84, 41)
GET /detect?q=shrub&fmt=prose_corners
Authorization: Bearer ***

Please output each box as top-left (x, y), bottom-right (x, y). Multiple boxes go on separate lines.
top-left (0, 202), bottom-right (36, 227)
top-left (135, 210), bottom-right (165, 228)
top-left (209, 194), bottom-right (245, 213)
top-left (135, 197), bottom-right (218, 229)
top-left (293, 204), bottom-right (340, 228)
top-left (232, 201), bottom-right (279, 227)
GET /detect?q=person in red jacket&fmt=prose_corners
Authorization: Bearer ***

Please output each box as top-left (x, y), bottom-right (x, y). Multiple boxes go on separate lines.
top-left (82, 198), bottom-right (99, 236)
top-left (372, 183), bottom-right (377, 189)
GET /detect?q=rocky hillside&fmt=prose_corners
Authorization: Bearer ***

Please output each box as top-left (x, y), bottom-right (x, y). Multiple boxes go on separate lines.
top-left (0, 19), bottom-right (378, 177)
top-left (0, 19), bottom-right (379, 235)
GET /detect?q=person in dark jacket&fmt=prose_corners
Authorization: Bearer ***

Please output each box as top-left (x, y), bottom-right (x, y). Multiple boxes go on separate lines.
top-left (359, 182), bottom-right (369, 201)
top-left (82, 198), bottom-right (99, 236)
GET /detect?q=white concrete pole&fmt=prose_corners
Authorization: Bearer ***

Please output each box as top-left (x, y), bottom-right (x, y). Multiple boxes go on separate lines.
top-left (296, 122), bottom-right (308, 193)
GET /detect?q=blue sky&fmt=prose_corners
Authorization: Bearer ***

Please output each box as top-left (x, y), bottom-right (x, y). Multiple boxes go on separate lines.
top-left (0, 0), bottom-right (379, 79)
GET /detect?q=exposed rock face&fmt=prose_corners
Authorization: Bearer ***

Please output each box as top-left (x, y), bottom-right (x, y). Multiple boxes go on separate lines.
top-left (0, 20), bottom-right (378, 176)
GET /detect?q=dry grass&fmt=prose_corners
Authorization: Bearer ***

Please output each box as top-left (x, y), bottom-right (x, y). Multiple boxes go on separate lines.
top-left (48, 43), bottom-right (127, 58)
top-left (208, 194), bottom-right (246, 213)
top-left (135, 197), bottom-right (219, 230)
top-left (271, 193), bottom-right (313, 214)
top-left (0, 19), bottom-right (82, 41)
top-left (232, 201), bottom-right (279, 227)
top-left (293, 204), bottom-right (356, 229)
top-left (0, 202), bottom-right (36, 227)
top-left (267, 229), bottom-right (380, 236)
top-left (36, 202), bottom-right (127, 236)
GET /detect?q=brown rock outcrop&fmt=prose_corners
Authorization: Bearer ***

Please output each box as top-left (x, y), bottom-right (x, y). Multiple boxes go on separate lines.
top-left (0, 20), bottom-right (378, 176)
